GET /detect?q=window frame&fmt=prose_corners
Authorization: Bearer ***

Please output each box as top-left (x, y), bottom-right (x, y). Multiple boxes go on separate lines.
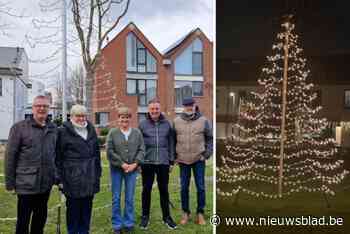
top-left (126, 33), bottom-right (157, 74)
top-left (95, 112), bottom-right (109, 127)
top-left (126, 79), bottom-right (157, 106)
top-left (0, 77), bottom-right (2, 96)
top-left (192, 51), bottom-right (203, 75)
top-left (126, 79), bottom-right (137, 95)
top-left (192, 81), bottom-right (203, 96)
top-left (344, 90), bottom-right (350, 109)
top-left (174, 80), bottom-right (204, 107)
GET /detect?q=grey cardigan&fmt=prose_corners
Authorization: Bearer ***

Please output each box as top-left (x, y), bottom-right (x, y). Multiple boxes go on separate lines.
top-left (106, 128), bottom-right (145, 169)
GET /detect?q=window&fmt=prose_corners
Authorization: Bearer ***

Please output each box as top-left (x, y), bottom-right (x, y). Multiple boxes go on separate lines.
top-left (192, 52), bottom-right (203, 75)
top-left (127, 80), bottom-right (137, 95)
top-left (193, 81), bottom-right (203, 96)
top-left (345, 90), bottom-right (350, 108)
top-left (138, 113), bottom-right (147, 123)
top-left (175, 81), bottom-right (203, 107)
top-left (126, 33), bottom-right (157, 73)
top-left (0, 78), bottom-right (2, 96)
top-left (126, 79), bottom-right (157, 106)
top-left (95, 112), bottom-right (109, 126)
top-left (174, 38), bottom-right (203, 75)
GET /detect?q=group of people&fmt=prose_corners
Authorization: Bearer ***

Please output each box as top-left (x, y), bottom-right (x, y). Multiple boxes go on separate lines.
top-left (4, 95), bottom-right (213, 234)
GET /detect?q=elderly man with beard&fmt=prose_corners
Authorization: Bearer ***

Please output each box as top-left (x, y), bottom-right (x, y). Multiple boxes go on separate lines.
top-left (173, 97), bottom-right (213, 226)
top-left (5, 95), bottom-right (57, 234)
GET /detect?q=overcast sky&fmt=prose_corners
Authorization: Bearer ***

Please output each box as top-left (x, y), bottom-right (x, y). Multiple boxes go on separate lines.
top-left (0, 0), bottom-right (213, 87)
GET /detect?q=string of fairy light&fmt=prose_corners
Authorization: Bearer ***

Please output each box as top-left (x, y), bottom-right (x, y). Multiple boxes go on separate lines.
top-left (217, 20), bottom-right (348, 199)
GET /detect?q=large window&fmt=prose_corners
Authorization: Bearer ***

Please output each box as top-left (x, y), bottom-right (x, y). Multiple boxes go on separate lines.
top-left (95, 112), bottom-right (109, 126)
top-left (0, 78), bottom-right (2, 96)
top-left (175, 81), bottom-right (203, 107)
top-left (126, 33), bottom-right (157, 73)
top-left (175, 38), bottom-right (203, 75)
top-left (126, 79), bottom-right (157, 106)
top-left (345, 90), bottom-right (350, 108)
top-left (138, 113), bottom-right (147, 123)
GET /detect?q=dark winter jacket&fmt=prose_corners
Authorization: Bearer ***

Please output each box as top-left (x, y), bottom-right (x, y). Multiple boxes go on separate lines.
top-left (5, 118), bottom-right (57, 194)
top-left (106, 128), bottom-right (145, 169)
top-left (173, 111), bottom-right (213, 164)
top-left (138, 113), bottom-right (175, 165)
top-left (55, 121), bottom-right (101, 198)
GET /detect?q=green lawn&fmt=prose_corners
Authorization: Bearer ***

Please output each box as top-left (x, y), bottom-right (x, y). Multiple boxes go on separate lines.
top-left (0, 152), bottom-right (213, 234)
top-left (216, 142), bottom-right (350, 234)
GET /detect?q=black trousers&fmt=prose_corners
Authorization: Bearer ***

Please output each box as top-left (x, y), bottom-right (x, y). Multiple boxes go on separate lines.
top-left (141, 164), bottom-right (171, 219)
top-left (66, 196), bottom-right (94, 234)
top-left (16, 191), bottom-right (51, 234)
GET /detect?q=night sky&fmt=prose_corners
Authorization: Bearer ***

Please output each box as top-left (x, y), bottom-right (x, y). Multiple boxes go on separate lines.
top-left (217, 0), bottom-right (350, 59)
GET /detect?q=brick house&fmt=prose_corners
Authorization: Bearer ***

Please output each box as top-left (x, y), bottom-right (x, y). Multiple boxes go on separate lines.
top-left (93, 23), bottom-right (213, 128)
top-left (163, 28), bottom-right (213, 121)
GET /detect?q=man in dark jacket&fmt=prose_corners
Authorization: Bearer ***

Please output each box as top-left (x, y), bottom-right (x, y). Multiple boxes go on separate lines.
top-left (173, 97), bottom-right (213, 226)
top-left (55, 104), bottom-right (101, 234)
top-left (5, 95), bottom-right (57, 234)
top-left (138, 98), bottom-right (177, 230)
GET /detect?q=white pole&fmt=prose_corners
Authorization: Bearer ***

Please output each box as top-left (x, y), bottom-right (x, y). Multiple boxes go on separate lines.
top-left (62, 0), bottom-right (67, 122)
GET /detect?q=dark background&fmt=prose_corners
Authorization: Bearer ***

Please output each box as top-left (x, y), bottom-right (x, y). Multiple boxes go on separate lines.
top-left (217, 0), bottom-right (350, 84)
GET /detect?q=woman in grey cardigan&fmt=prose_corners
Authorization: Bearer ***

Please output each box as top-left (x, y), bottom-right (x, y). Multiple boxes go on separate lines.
top-left (106, 106), bottom-right (145, 234)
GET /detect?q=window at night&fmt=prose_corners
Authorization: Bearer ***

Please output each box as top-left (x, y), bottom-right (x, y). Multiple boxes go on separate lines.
top-left (345, 90), bottom-right (350, 108)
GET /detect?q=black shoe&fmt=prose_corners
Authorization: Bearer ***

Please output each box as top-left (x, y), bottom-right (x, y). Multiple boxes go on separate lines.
top-left (139, 215), bottom-right (149, 230)
top-left (163, 216), bottom-right (177, 230)
top-left (124, 226), bottom-right (134, 233)
top-left (113, 229), bottom-right (121, 234)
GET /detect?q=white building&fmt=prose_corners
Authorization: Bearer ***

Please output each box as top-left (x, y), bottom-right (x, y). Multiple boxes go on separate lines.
top-left (28, 79), bottom-right (45, 106)
top-left (0, 47), bottom-right (30, 141)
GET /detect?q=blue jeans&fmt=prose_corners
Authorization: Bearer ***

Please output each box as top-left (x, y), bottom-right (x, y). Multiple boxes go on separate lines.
top-left (110, 167), bottom-right (138, 230)
top-left (179, 160), bottom-right (206, 214)
top-left (66, 196), bottom-right (94, 234)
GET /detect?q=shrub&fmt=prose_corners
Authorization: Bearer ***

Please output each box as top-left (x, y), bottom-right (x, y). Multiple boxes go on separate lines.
top-left (98, 136), bottom-right (107, 148)
top-left (99, 127), bottom-right (110, 136)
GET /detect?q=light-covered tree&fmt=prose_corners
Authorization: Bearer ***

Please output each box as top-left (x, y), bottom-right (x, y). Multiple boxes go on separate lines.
top-left (217, 18), bottom-right (348, 199)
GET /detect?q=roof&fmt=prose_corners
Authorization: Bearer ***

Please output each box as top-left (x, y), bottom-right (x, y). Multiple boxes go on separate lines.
top-left (101, 22), bottom-right (162, 58)
top-left (162, 28), bottom-right (197, 55)
top-left (0, 47), bottom-right (25, 68)
top-left (163, 28), bottom-right (210, 57)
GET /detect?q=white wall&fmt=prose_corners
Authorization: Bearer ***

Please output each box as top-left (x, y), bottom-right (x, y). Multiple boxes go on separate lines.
top-left (28, 80), bottom-right (45, 105)
top-left (0, 50), bottom-right (29, 140)
top-left (0, 75), bottom-right (14, 140)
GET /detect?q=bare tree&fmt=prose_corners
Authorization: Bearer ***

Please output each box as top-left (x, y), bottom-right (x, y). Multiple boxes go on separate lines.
top-left (68, 64), bottom-right (85, 104)
top-left (71, 0), bottom-right (131, 118)
top-left (0, 0), bottom-right (28, 36)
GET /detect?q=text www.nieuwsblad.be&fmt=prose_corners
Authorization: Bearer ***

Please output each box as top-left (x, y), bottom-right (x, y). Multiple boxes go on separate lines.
top-left (222, 216), bottom-right (344, 226)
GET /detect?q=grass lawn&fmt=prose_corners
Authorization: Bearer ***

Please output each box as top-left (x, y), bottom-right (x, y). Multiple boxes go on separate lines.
top-left (0, 152), bottom-right (213, 234)
top-left (216, 141), bottom-right (350, 234)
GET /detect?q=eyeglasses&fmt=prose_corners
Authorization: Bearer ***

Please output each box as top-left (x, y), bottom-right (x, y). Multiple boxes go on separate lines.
top-left (33, 105), bottom-right (49, 109)
top-left (74, 115), bottom-right (87, 118)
